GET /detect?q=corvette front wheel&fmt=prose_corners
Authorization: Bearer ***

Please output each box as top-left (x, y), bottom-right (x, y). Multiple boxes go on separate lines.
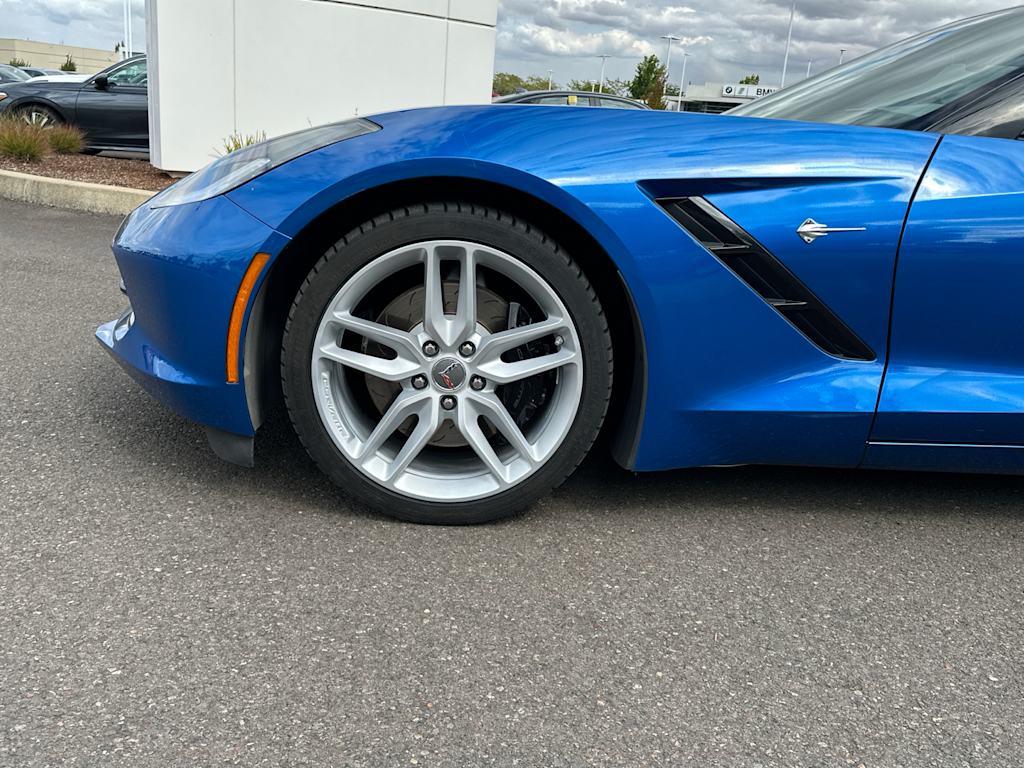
top-left (281, 203), bottom-right (613, 524)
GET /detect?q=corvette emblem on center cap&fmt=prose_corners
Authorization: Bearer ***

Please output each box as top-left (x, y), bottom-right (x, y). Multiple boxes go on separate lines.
top-left (431, 358), bottom-right (467, 391)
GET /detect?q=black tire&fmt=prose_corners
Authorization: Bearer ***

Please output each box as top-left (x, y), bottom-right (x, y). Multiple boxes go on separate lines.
top-left (281, 202), bottom-right (613, 524)
top-left (17, 104), bottom-right (62, 128)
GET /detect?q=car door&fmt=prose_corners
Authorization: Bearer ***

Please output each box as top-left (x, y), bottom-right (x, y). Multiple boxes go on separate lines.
top-left (74, 59), bottom-right (148, 150)
top-left (867, 126), bottom-right (1024, 467)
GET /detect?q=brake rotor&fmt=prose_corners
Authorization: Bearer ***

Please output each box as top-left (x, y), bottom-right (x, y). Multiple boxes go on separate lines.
top-left (362, 281), bottom-right (509, 447)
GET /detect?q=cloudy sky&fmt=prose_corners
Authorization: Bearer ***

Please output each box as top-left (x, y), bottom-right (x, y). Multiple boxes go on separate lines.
top-left (0, 0), bottom-right (145, 54)
top-left (0, 0), bottom-right (1014, 86)
top-left (495, 0), bottom-right (1014, 87)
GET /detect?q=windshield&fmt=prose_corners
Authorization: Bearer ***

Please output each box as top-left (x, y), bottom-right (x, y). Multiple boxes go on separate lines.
top-left (0, 65), bottom-right (30, 82)
top-left (730, 8), bottom-right (1024, 130)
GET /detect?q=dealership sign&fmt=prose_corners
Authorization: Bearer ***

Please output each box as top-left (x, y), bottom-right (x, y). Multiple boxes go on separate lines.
top-left (722, 83), bottom-right (778, 99)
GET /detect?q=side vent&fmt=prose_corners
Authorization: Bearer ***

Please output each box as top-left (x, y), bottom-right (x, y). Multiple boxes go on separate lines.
top-left (660, 196), bottom-right (875, 361)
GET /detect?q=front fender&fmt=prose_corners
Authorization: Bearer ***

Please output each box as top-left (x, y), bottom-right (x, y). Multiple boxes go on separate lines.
top-left (1, 95), bottom-right (69, 121)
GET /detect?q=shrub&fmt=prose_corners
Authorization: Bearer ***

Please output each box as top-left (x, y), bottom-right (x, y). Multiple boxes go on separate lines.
top-left (9, 58), bottom-right (29, 68)
top-left (222, 130), bottom-right (267, 155)
top-left (0, 118), bottom-right (50, 161)
top-left (60, 55), bottom-right (77, 72)
top-left (47, 124), bottom-right (85, 154)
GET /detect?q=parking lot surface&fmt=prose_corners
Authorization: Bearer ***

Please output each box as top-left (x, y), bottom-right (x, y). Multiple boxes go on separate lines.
top-left (2, 199), bottom-right (1024, 767)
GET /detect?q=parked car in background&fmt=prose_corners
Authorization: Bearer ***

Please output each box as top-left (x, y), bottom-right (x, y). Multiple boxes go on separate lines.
top-left (0, 64), bottom-right (31, 85)
top-left (0, 56), bottom-right (148, 152)
top-left (19, 67), bottom-right (64, 78)
top-left (493, 90), bottom-right (649, 109)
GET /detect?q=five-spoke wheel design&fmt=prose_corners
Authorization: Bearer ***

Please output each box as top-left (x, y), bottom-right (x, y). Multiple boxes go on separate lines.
top-left (18, 106), bottom-right (60, 128)
top-left (283, 202), bottom-right (611, 523)
top-left (310, 239), bottom-right (583, 503)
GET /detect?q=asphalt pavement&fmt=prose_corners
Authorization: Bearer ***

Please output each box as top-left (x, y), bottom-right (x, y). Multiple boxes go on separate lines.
top-left (2, 198), bottom-right (1024, 767)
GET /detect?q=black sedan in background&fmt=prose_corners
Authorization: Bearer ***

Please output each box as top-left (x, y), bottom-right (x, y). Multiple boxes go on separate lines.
top-left (0, 56), bottom-right (148, 152)
top-left (493, 90), bottom-right (649, 109)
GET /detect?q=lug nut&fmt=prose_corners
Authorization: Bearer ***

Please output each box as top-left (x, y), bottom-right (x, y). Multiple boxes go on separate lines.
top-left (411, 375), bottom-right (428, 390)
top-left (459, 341), bottom-right (476, 357)
top-left (440, 395), bottom-right (457, 411)
top-left (470, 376), bottom-right (486, 391)
top-left (422, 340), bottom-right (439, 357)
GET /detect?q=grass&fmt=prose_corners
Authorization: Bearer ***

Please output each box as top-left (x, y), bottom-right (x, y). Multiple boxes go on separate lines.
top-left (0, 117), bottom-right (50, 161)
top-left (0, 118), bottom-right (87, 161)
top-left (47, 124), bottom-right (85, 154)
top-left (222, 130), bottom-right (267, 155)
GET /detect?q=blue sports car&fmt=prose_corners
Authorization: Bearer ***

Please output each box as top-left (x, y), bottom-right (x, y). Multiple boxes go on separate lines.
top-left (99, 9), bottom-right (1024, 524)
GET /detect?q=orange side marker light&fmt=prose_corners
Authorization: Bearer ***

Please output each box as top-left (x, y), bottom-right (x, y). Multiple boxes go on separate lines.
top-left (226, 252), bottom-right (271, 384)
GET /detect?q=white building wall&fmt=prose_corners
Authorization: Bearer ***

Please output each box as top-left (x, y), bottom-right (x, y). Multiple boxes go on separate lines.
top-left (146, 0), bottom-right (497, 172)
top-left (0, 39), bottom-right (120, 73)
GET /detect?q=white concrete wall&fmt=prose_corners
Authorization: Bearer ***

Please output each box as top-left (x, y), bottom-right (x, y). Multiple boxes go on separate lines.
top-left (146, 0), bottom-right (497, 172)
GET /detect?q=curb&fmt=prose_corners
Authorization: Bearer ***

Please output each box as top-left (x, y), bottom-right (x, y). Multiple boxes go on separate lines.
top-left (0, 169), bottom-right (153, 216)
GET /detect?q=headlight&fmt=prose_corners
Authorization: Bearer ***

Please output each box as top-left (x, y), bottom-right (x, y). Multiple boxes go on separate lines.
top-left (150, 118), bottom-right (380, 208)
top-left (0, 93), bottom-right (7, 102)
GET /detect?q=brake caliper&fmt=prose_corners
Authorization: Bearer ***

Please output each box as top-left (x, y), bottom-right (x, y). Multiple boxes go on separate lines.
top-left (500, 302), bottom-right (555, 429)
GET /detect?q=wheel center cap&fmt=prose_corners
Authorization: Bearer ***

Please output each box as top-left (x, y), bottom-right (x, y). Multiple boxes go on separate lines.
top-left (431, 358), bottom-right (467, 391)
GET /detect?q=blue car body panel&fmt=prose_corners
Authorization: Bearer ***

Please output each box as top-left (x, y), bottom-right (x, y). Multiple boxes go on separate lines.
top-left (97, 105), bottom-right (1024, 475)
top-left (228, 106), bottom-right (938, 470)
top-left (97, 196), bottom-right (289, 435)
top-left (870, 134), bottom-right (1024, 452)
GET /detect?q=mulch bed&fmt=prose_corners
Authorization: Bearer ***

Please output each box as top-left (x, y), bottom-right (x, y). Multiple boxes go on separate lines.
top-left (0, 153), bottom-right (176, 192)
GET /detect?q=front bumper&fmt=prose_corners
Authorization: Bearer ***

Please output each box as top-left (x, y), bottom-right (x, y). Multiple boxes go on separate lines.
top-left (96, 195), bottom-right (289, 440)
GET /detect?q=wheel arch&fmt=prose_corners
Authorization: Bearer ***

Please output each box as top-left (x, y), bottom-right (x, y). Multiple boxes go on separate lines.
top-left (244, 176), bottom-right (648, 469)
top-left (6, 97), bottom-right (68, 122)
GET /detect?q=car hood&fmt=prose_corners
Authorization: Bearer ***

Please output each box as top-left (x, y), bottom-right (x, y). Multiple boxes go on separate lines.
top-left (26, 74), bottom-right (89, 83)
top-left (224, 104), bottom-right (941, 238)
top-left (0, 80), bottom-right (83, 94)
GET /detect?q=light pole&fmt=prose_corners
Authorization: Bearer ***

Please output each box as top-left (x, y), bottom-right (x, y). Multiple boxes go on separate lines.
top-left (122, 0), bottom-right (129, 59)
top-left (661, 35), bottom-right (680, 77)
top-left (126, 0), bottom-right (135, 57)
top-left (547, 69), bottom-right (553, 90)
top-left (780, 0), bottom-right (796, 88)
top-left (677, 52), bottom-right (690, 111)
top-left (597, 54), bottom-right (610, 93)
top-left (839, 48), bottom-right (847, 65)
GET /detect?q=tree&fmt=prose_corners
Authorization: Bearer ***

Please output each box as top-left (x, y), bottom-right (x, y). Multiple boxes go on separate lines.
top-left (739, 74), bottom-right (760, 84)
top-left (629, 55), bottom-right (666, 104)
top-left (60, 55), bottom-right (77, 72)
top-left (492, 72), bottom-right (557, 95)
top-left (8, 57), bottom-right (29, 68)
top-left (606, 78), bottom-right (630, 97)
top-left (646, 75), bottom-right (667, 110)
top-left (568, 79), bottom-right (620, 95)
top-left (522, 75), bottom-right (554, 91)
top-left (492, 72), bottom-right (526, 96)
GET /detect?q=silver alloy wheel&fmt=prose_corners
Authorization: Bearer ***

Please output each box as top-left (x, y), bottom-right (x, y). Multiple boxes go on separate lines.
top-left (21, 109), bottom-right (54, 128)
top-left (310, 239), bottom-right (583, 502)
